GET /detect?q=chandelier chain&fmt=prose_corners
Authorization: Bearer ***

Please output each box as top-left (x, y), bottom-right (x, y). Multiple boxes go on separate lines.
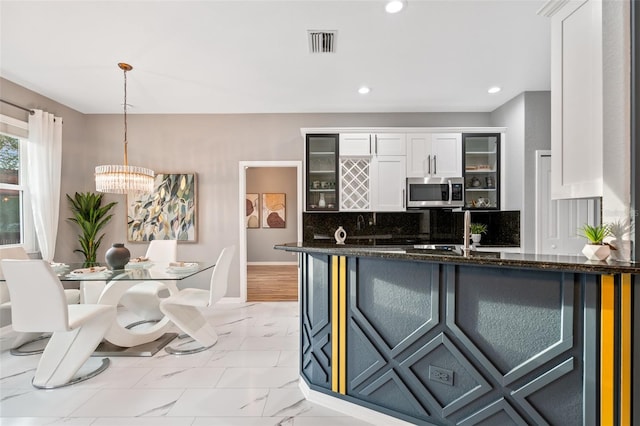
top-left (123, 65), bottom-right (128, 166)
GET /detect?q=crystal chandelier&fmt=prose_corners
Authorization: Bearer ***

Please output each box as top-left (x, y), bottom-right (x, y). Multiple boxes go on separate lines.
top-left (95, 63), bottom-right (154, 195)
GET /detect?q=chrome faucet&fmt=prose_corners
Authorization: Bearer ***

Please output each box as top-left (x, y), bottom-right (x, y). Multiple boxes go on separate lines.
top-left (356, 214), bottom-right (366, 231)
top-left (463, 210), bottom-right (471, 253)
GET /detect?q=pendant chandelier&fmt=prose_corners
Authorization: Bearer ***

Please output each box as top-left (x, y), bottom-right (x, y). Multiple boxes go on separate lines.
top-left (95, 63), bottom-right (154, 195)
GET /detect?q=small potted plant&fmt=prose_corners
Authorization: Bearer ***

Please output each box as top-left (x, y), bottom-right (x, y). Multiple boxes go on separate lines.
top-left (579, 223), bottom-right (612, 261)
top-left (470, 223), bottom-right (488, 245)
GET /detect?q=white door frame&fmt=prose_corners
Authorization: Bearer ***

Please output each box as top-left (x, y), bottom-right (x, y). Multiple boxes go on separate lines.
top-left (238, 161), bottom-right (303, 302)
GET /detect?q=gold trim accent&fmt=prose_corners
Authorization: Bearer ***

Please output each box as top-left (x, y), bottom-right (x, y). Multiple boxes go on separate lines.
top-left (600, 274), bottom-right (615, 424)
top-left (620, 273), bottom-right (631, 425)
top-left (339, 256), bottom-right (347, 395)
top-left (331, 256), bottom-right (339, 393)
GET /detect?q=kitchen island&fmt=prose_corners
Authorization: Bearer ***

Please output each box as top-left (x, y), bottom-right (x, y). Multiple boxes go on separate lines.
top-left (275, 242), bottom-right (639, 426)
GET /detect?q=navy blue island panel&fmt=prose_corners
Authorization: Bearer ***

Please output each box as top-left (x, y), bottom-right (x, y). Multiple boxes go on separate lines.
top-left (279, 243), bottom-right (639, 426)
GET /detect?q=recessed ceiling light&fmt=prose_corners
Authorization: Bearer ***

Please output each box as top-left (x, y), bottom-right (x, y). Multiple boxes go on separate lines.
top-left (488, 86), bottom-right (501, 94)
top-left (385, 0), bottom-right (406, 14)
top-left (358, 86), bottom-right (371, 95)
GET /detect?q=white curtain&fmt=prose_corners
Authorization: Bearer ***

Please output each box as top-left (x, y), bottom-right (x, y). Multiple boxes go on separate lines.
top-left (27, 110), bottom-right (62, 262)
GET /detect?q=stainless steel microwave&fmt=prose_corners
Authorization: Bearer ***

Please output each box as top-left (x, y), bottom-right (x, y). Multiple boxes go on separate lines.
top-left (406, 177), bottom-right (464, 208)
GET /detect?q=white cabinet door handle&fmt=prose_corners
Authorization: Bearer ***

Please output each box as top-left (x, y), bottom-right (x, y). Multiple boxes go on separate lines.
top-left (433, 156), bottom-right (437, 175)
top-left (427, 155), bottom-right (431, 174)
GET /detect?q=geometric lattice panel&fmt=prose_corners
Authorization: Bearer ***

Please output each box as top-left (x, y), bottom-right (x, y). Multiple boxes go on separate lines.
top-left (402, 333), bottom-right (492, 417)
top-left (457, 398), bottom-right (528, 425)
top-left (301, 254), bottom-right (332, 390)
top-left (447, 266), bottom-right (574, 386)
top-left (299, 251), bottom-right (595, 425)
top-left (350, 258), bottom-right (439, 355)
top-left (340, 158), bottom-right (370, 210)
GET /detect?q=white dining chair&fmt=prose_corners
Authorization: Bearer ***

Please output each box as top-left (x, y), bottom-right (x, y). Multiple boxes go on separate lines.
top-left (0, 246), bottom-right (81, 355)
top-left (0, 259), bottom-right (115, 388)
top-left (119, 240), bottom-right (177, 325)
top-left (160, 245), bottom-right (234, 355)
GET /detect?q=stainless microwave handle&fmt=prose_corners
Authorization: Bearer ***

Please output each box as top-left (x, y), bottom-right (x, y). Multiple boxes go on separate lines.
top-left (448, 179), bottom-right (452, 204)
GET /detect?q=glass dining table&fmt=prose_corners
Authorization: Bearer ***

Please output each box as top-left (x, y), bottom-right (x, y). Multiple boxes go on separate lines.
top-left (51, 260), bottom-right (215, 356)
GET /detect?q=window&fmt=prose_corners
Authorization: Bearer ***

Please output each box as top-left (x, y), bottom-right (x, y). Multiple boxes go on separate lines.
top-left (0, 133), bottom-right (23, 246)
top-left (0, 116), bottom-right (35, 251)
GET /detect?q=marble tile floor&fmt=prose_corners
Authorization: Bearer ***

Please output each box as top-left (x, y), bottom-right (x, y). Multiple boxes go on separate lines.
top-left (0, 302), bottom-right (374, 426)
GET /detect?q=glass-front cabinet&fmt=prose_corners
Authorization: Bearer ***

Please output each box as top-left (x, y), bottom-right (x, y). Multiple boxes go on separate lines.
top-left (463, 133), bottom-right (500, 209)
top-left (306, 134), bottom-right (339, 211)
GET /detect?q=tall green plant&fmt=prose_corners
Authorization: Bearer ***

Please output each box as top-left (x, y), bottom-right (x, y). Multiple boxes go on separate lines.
top-left (67, 192), bottom-right (117, 264)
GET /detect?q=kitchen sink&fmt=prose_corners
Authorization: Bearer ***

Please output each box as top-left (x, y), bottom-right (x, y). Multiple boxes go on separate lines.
top-left (413, 244), bottom-right (459, 251)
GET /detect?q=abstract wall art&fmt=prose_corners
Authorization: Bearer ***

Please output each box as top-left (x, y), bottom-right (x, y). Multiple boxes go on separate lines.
top-left (262, 193), bottom-right (285, 228)
top-left (246, 193), bottom-right (259, 228)
top-left (127, 173), bottom-right (197, 242)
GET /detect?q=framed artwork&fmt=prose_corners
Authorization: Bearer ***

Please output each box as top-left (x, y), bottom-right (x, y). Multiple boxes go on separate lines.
top-left (246, 193), bottom-right (259, 228)
top-left (262, 193), bottom-right (285, 228)
top-left (127, 173), bottom-right (197, 242)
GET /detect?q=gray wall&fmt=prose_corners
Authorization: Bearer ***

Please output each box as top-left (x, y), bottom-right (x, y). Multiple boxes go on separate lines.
top-left (1, 76), bottom-right (492, 297)
top-left (246, 167), bottom-right (297, 263)
top-left (491, 91), bottom-right (551, 253)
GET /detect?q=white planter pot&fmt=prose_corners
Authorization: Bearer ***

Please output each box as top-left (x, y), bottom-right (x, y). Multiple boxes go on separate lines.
top-left (581, 244), bottom-right (610, 261)
top-left (471, 234), bottom-right (482, 244)
top-left (607, 239), bottom-right (631, 261)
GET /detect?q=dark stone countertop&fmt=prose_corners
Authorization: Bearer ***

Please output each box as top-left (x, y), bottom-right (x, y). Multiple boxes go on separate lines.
top-left (275, 242), bottom-right (640, 275)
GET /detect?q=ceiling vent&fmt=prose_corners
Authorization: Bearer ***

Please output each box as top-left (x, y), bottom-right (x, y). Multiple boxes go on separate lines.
top-left (308, 30), bottom-right (336, 53)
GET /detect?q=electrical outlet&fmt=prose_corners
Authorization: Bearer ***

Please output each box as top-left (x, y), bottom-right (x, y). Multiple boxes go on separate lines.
top-left (429, 365), bottom-right (454, 386)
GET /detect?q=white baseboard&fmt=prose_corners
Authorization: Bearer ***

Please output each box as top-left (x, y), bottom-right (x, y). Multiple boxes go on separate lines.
top-left (247, 261), bottom-right (297, 266)
top-left (299, 378), bottom-right (413, 426)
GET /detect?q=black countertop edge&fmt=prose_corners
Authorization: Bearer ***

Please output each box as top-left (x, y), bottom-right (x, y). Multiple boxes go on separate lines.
top-left (275, 242), bottom-right (640, 275)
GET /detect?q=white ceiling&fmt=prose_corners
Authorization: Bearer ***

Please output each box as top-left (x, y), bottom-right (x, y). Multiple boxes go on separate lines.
top-left (0, 0), bottom-right (550, 114)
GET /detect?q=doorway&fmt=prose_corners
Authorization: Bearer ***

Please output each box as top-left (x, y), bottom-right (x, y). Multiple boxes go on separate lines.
top-left (535, 150), bottom-right (600, 255)
top-left (238, 161), bottom-right (302, 302)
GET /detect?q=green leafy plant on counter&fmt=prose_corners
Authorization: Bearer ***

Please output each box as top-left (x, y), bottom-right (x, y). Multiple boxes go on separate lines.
top-left (578, 223), bottom-right (611, 245)
top-left (470, 223), bottom-right (488, 235)
top-left (67, 192), bottom-right (117, 265)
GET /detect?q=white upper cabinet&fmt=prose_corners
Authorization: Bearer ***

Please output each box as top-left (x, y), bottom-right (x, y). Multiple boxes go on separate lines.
top-left (541, 0), bottom-right (603, 199)
top-left (339, 133), bottom-right (373, 156)
top-left (339, 133), bottom-right (406, 156)
top-left (406, 133), bottom-right (462, 178)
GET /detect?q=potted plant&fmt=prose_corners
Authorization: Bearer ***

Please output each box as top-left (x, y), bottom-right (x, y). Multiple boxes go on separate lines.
top-left (67, 192), bottom-right (117, 265)
top-left (579, 223), bottom-right (612, 261)
top-left (470, 223), bottom-right (488, 244)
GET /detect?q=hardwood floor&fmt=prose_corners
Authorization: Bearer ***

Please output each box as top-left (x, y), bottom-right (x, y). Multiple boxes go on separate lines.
top-left (247, 264), bottom-right (298, 301)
